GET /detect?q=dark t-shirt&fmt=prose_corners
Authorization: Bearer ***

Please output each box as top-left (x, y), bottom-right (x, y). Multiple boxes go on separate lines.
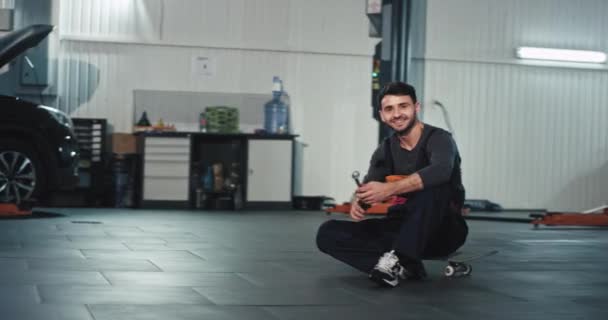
top-left (363, 124), bottom-right (458, 188)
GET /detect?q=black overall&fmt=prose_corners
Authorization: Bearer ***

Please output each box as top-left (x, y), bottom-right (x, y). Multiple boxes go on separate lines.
top-left (316, 129), bottom-right (468, 273)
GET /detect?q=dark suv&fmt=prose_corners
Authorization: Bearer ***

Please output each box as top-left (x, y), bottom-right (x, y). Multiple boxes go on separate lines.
top-left (0, 25), bottom-right (79, 205)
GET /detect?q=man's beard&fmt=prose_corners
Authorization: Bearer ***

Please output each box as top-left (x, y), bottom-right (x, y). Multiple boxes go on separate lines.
top-left (395, 112), bottom-right (418, 136)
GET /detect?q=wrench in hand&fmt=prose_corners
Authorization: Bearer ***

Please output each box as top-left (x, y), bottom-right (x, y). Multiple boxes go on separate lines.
top-left (351, 171), bottom-right (370, 210)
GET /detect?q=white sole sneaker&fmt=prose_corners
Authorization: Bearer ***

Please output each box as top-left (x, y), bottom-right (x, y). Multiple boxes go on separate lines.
top-left (369, 269), bottom-right (399, 287)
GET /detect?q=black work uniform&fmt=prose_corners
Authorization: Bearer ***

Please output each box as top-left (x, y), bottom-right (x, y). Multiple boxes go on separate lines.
top-left (316, 124), bottom-right (468, 273)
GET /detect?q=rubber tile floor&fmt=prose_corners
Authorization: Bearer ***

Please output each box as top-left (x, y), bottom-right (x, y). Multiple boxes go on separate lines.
top-left (0, 208), bottom-right (606, 320)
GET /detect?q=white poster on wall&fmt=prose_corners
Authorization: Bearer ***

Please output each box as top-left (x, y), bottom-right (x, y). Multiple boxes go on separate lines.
top-left (192, 55), bottom-right (216, 78)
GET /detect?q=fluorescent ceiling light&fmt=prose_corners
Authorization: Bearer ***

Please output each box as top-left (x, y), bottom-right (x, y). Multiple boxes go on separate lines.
top-left (516, 47), bottom-right (606, 64)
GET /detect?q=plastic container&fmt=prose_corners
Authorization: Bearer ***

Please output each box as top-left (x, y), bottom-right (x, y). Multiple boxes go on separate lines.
top-left (199, 112), bottom-right (207, 132)
top-left (264, 76), bottom-right (289, 134)
top-left (202, 166), bottom-right (214, 192)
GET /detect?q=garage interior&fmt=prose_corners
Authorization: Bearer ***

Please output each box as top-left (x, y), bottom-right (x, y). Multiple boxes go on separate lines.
top-left (1, 0), bottom-right (607, 319)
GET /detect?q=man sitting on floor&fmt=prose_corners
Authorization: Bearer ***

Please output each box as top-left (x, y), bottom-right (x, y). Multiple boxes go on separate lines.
top-left (316, 82), bottom-right (468, 287)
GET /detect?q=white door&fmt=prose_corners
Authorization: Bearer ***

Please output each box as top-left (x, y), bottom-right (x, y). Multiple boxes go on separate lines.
top-left (247, 139), bottom-right (292, 202)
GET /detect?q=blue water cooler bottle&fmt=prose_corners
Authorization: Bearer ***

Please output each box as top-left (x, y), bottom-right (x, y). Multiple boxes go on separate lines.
top-left (264, 76), bottom-right (289, 134)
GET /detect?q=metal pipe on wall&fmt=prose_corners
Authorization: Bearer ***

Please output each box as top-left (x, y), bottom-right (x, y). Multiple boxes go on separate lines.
top-left (377, 0), bottom-right (413, 140)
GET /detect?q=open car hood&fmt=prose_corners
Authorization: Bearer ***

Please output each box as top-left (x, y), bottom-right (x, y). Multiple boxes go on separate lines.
top-left (0, 24), bottom-right (53, 68)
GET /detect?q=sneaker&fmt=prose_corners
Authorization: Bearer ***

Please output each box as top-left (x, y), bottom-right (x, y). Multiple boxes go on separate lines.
top-left (369, 250), bottom-right (403, 287)
top-left (398, 260), bottom-right (428, 280)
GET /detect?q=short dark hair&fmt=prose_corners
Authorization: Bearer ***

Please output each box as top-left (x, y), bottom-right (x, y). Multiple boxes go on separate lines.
top-left (378, 82), bottom-right (417, 109)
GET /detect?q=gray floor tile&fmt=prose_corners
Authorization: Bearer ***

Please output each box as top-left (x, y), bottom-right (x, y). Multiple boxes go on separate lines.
top-left (470, 260), bottom-right (601, 272)
top-left (0, 305), bottom-right (93, 320)
top-left (38, 285), bottom-right (212, 305)
top-left (21, 239), bottom-right (129, 250)
top-left (68, 235), bottom-right (166, 244)
top-left (149, 258), bottom-right (288, 273)
top-left (89, 304), bottom-right (277, 320)
top-left (270, 258), bottom-right (364, 275)
top-left (0, 248), bottom-right (84, 259)
top-left (439, 299), bottom-right (605, 320)
top-left (2, 208), bottom-right (607, 320)
top-left (0, 257), bottom-right (27, 270)
top-left (0, 270), bottom-right (108, 285)
top-left (495, 270), bottom-right (605, 285)
top-left (139, 233), bottom-right (203, 241)
top-left (264, 305), bottom-right (451, 320)
top-left (56, 225), bottom-right (143, 237)
top-left (192, 249), bottom-right (322, 262)
top-left (220, 243), bottom-right (317, 252)
top-left (103, 230), bottom-right (152, 238)
top-left (59, 229), bottom-right (112, 236)
top-left (193, 286), bottom-right (368, 306)
top-left (0, 225), bottom-right (63, 237)
top-left (489, 282), bottom-right (608, 301)
top-left (124, 241), bottom-right (225, 251)
top-left (342, 276), bottom-right (522, 306)
top-left (81, 249), bottom-right (200, 260)
top-left (572, 296), bottom-right (608, 311)
top-left (27, 257), bottom-right (161, 272)
top-left (103, 271), bottom-right (254, 287)
top-left (237, 270), bottom-right (364, 289)
top-left (118, 230), bottom-right (201, 241)
top-left (0, 285), bottom-right (40, 305)
top-left (57, 224), bottom-right (142, 233)
top-left (0, 243), bottom-right (21, 249)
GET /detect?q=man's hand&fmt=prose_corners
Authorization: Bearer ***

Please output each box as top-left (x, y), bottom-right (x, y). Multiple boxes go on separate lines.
top-left (356, 181), bottom-right (394, 205)
top-left (349, 196), bottom-right (366, 221)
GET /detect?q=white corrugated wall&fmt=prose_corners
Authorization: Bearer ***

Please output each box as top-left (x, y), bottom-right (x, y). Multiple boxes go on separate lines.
top-left (55, 0), bottom-right (379, 203)
top-left (55, 0), bottom-right (607, 209)
top-left (421, 0), bottom-right (608, 210)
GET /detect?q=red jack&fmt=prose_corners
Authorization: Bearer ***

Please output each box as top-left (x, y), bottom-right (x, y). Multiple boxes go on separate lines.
top-left (0, 203), bottom-right (32, 217)
top-left (531, 205), bottom-right (608, 227)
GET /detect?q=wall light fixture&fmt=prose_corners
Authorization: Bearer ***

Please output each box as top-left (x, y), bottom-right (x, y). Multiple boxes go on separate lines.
top-left (516, 47), bottom-right (606, 64)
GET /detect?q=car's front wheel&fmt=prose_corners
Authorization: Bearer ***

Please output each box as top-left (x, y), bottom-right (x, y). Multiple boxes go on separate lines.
top-left (0, 139), bottom-right (44, 204)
